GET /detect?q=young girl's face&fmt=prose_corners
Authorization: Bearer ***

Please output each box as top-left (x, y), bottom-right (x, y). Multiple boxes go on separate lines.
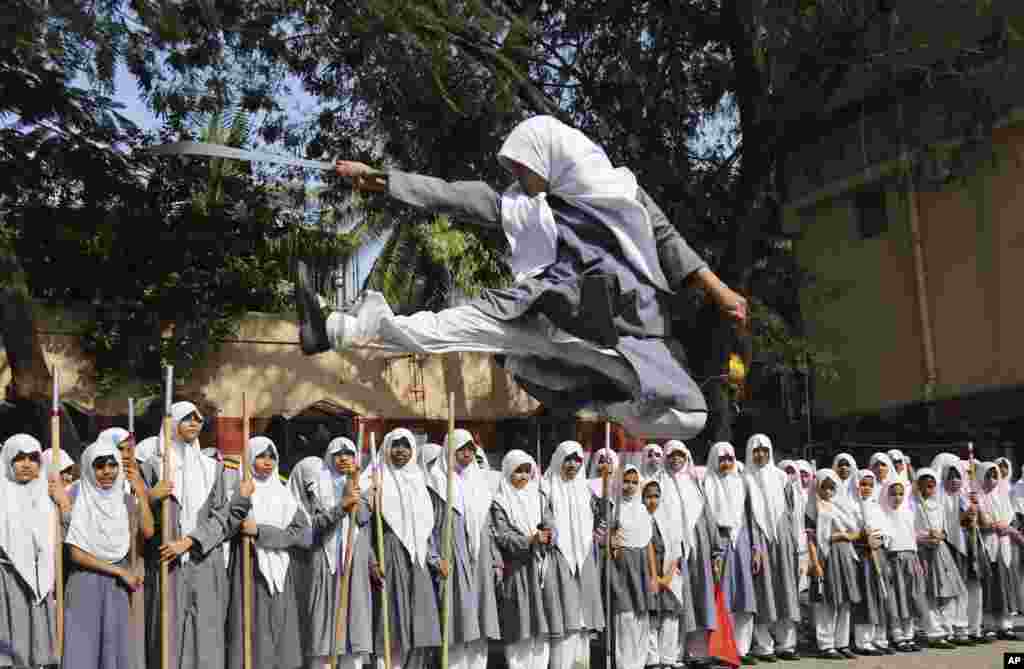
top-left (817, 478), bottom-right (835, 501)
top-left (333, 451), bottom-right (354, 474)
top-left (751, 446), bottom-right (770, 467)
top-left (60, 468), bottom-right (74, 485)
top-left (622, 470), bottom-right (640, 498)
top-left (12, 452), bottom-right (41, 483)
top-left (253, 452), bottom-right (276, 480)
top-left (998, 460), bottom-right (1010, 480)
top-left (666, 451), bottom-right (687, 473)
top-left (717, 452), bottom-right (735, 474)
top-left (918, 475), bottom-right (937, 499)
top-left (872, 462), bottom-right (889, 481)
top-left (983, 468), bottom-right (999, 493)
top-left (799, 470), bottom-right (812, 489)
top-left (643, 483), bottom-right (661, 514)
top-left (510, 463), bottom-right (532, 490)
top-left (92, 455), bottom-right (119, 490)
top-left (595, 454), bottom-right (613, 478)
top-left (944, 467), bottom-right (962, 494)
top-left (835, 461), bottom-right (851, 480)
top-left (561, 454), bottom-right (582, 481)
top-left (888, 483), bottom-right (905, 508)
top-left (858, 476), bottom-right (874, 500)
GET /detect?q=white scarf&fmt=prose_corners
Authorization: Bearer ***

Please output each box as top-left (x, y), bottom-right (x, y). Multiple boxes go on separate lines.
top-left (496, 115), bottom-right (670, 290)
top-left (880, 479), bottom-right (916, 552)
top-left (247, 437), bottom-right (298, 595)
top-left (427, 429), bottom-right (494, 560)
top-left (379, 429), bottom-right (435, 567)
top-left (779, 459), bottom-right (808, 551)
top-left (808, 469), bottom-right (861, 560)
top-left (657, 440), bottom-right (703, 560)
top-left (152, 403), bottom-right (219, 564)
top-left (647, 476), bottom-right (684, 603)
top-left (831, 453), bottom-right (859, 512)
top-left (615, 465), bottom-right (652, 549)
top-left (0, 435), bottom-right (57, 604)
top-left (995, 457), bottom-right (1013, 498)
top-left (913, 468), bottom-right (945, 537)
top-left (976, 462), bottom-right (1014, 567)
top-left (641, 444), bottom-right (663, 479)
top-left (542, 441), bottom-right (594, 575)
top-left (41, 448), bottom-right (74, 475)
top-left (493, 450), bottom-right (542, 537)
top-left (930, 453), bottom-right (968, 556)
top-left (743, 434), bottom-right (787, 544)
top-left (66, 435), bottom-right (131, 563)
top-left (856, 470), bottom-right (889, 541)
top-left (318, 437), bottom-right (358, 574)
top-left (134, 436), bottom-right (158, 463)
top-left (587, 447), bottom-right (619, 497)
top-left (286, 456), bottom-right (323, 525)
top-left (888, 449), bottom-right (909, 482)
top-left (703, 442), bottom-right (746, 546)
top-left (867, 453), bottom-right (895, 501)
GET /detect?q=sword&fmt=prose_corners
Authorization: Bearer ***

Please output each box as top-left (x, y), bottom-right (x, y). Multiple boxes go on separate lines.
top-left (146, 142), bottom-right (387, 180)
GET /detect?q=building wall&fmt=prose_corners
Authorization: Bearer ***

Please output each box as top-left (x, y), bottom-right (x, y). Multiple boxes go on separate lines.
top-left (794, 123), bottom-right (1024, 418)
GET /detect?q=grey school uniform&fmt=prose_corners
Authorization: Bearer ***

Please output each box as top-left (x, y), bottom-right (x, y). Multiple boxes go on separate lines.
top-left (226, 509), bottom-right (312, 669)
top-left (887, 551), bottom-right (927, 621)
top-left (750, 511), bottom-right (801, 625)
top-left (541, 494), bottom-right (605, 638)
top-left (489, 497), bottom-right (553, 642)
top-left (853, 543), bottom-right (897, 629)
top-left (648, 522), bottom-right (684, 619)
top-left (0, 512), bottom-right (69, 668)
top-left (428, 489), bottom-right (501, 646)
top-left (386, 170), bottom-right (709, 413)
top-left (917, 539), bottom-right (965, 601)
top-left (687, 504), bottom-right (718, 632)
top-left (141, 460), bottom-right (250, 669)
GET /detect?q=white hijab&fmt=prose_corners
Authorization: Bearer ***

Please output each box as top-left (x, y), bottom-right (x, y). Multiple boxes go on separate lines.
top-left (646, 476), bottom-right (684, 602)
top-left (977, 462), bottom-right (1014, 567)
top-left (542, 441), bottom-right (594, 575)
top-left (868, 453), bottom-right (895, 500)
top-left (641, 443), bottom-right (664, 479)
top-left (744, 434), bottom-right (787, 544)
top-left (856, 469), bottom-right (889, 540)
top-left (912, 468), bottom-right (945, 536)
top-left (435, 429), bottom-right (494, 560)
top-left (880, 478), bottom-right (916, 552)
top-left (497, 115), bottom-right (670, 290)
top-left (887, 449), bottom-right (909, 481)
top-left (66, 433), bottom-right (131, 563)
top-left (657, 440), bottom-right (703, 559)
top-left (0, 434), bottom-right (57, 604)
top-left (808, 469), bottom-right (861, 560)
top-left (287, 456), bottom-right (323, 524)
top-left (831, 453), bottom-right (859, 510)
top-left (134, 436), bottom-right (159, 463)
top-left (318, 437), bottom-right (358, 574)
top-left (930, 453), bottom-right (968, 555)
top-left (615, 465), bottom-right (652, 549)
top-left (493, 450), bottom-right (542, 537)
top-left (247, 437), bottom-right (298, 595)
top-left (588, 447), bottom-right (619, 497)
top-left (779, 459), bottom-right (809, 551)
top-left (703, 442), bottom-right (746, 546)
top-left (153, 402), bottom-right (219, 562)
top-left (41, 448), bottom-right (74, 474)
top-left (379, 429), bottom-right (435, 567)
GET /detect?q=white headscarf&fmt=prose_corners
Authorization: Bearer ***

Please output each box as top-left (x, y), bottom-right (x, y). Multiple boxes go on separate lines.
top-left (588, 446), bottom-right (619, 497)
top-left (379, 429), bottom-right (434, 567)
top-left (880, 478), bottom-right (916, 552)
top-left (808, 469), bottom-right (860, 560)
top-left (317, 437), bottom-right (358, 574)
top-left (247, 437), bottom-right (298, 595)
top-left (89, 427), bottom-right (132, 495)
top-left (66, 436), bottom-right (131, 563)
top-left (867, 453), bottom-right (895, 500)
top-left (542, 441), bottom-right (593, 575)
top-left (641, 444), bottom-right (664, 478)
top-left (134, 436), bottom-right (159, 463)
top-left (888, 449), bottom-right (909, 481)
top-left (1012, 466), bottom-right (1024, 517)
top-left (496, 115), bottom-right (669, 290)
top-left (995, 457), bottom-right (1013, 497)
top-left (493, 450), bottom-right (542, 537)
top-left (41, 448), bottom-right (74, 474)
top-left (930, 453), bottom-right (967, 555)
top-left (0, 434), bottom-right (57, 603)
top-left (287, 456), bottom-right (323, 524)
top-left (657, 440), bottom-right (703, 559)
top-left (436, 429), bottom-right (494, 560)
top-left (152, 402), bottom-right (219, 563)
top-left (780, 459), bottom-right (811, 551)
top-left (977, 462), bottom-right (1014, 567)
top-left (913, 468), bottom-right (944, 536)
top-left (614, 465), bottom-right (652, 549)
top-left (744, 434), bottom-right (787, 544)
top-left (703, 442), bottom-right (746, 546)
top-left (856, 469), bottom-right (889, 540)
top-left (831, 453), bottom-right (859, 510)
top-left (645, 476), bottom-right (684, 602)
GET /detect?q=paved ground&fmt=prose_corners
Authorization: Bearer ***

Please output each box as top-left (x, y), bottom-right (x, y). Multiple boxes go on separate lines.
top-left (774, 638), bottom-right (1023, 669)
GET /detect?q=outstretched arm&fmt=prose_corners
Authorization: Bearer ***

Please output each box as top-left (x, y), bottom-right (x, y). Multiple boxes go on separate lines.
top-left (336, 161), bottom-right (501, 229)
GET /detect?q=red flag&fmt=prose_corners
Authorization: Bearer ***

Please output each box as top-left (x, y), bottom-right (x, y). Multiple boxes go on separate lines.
top-left (708, 583), bottom-right (740, 667)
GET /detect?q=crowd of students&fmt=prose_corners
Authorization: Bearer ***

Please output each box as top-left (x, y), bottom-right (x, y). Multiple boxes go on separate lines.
top-left (2, 406), bottom-right (1023, 669)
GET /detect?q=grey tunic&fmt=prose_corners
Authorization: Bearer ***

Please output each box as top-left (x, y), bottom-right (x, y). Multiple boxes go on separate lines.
top-left (429, 490), bottom-right (501, 646)
top-left (141, 460), bottom-right (250, 669)
top-left (63, 557), bottom-right (135, 669)
top-left (687, 506), bottom-right (718, 632)
top-left (917, 541), bottom-right (965, 601)
top-left (852, 543), bottom-right (896, 627)
top-left (387, 170), bottom-right (709, 413)
top-left (226, 510), bottom-right (311, 669)
top-left (0, 512), bottom-right (71, 668)
top-left (750, 511), bottom-right (801, 625)
top-left (886, 551), bottom-right (927, 621)
top-left (715, 521), bottom-right (757, 615)
top-left (490, 501), bottom-right (551, 643)
top-left (541, 493), bottom-right (605, 638)
top-left (648, 523), bottom-right (684, 619)
top-left (298, 497), bottom-right (372, 658)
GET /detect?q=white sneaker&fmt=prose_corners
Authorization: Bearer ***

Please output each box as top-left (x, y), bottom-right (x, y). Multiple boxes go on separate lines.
top-left (601, 403), bottom-right (708, 440)
top-left (326, 291), bottom-right (394, 350)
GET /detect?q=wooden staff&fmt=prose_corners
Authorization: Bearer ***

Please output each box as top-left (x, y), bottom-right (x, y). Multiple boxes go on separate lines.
top-left (330, 424), bottom-right (363, 669)
top-left (128, 397), bottom-right (143, 608)
top-left (859, 494), bottom-right (888, 597)
top-left (160, 366), bottom-right (173, 669)
top-left (51, 368), bottom-right (64, 658)
top-left (241, 394), bottom-right (253, 669)
top-left (440, 394), bottom-right (456, 669)
top-left (372, 431), bottom-right (391, 669)
top-left (602, 421), bottom-right (612, 669)
top-left (967, 442), bottom-right (979, 554)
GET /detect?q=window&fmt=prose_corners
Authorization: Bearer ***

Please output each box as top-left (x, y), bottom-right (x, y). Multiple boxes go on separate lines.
top-left (854, 187), bottom-right (889, 240)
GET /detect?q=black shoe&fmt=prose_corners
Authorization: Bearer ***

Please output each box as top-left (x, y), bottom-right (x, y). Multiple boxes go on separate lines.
top-left (740, 656), bottom-right (758, 666)
top-left (880, 646), bottom-right (896, 655)
top-left (983, 630), bottom-right (998, 641)
top-left (953, 636), bottom-right (974, 646)
top-left (907, 642), bottom-right (922, 652)
top-left (578, 275), bottom-right (619, 348)
top-left (819, 649), bottom-right (843, 659)
top-left (296, 261), bottom-right (331, 355)
top-left (855, 647), bottom-right (882, 656)
top-left (971, 634), bottom-right (989, 644)
top-left (753, 655), bottom-right (777, 663)
top-left (997, 630), bottom-right (1020, 641)
top-left (929, 639), bottom-right (956, 649)
top-left (837, 648), bottom-right (856, 659)
top-left (776, 651), bottom-right (800, 661)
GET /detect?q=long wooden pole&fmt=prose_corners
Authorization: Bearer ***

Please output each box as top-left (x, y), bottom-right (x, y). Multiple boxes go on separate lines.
top-left (440, 394), bottom-right (456, 669)
top-left (602, 422), bottom-right (612, 669)
top-left (372, 432), bottom-right (392, 669)
top-left (51, 368), bottom-right (64, 659)
top-left (330, 424), bottom-right (363, 669)
top-left (241, 394), bottom-right (253, 669)
top-left (160, 366), bottom-right (173, 669)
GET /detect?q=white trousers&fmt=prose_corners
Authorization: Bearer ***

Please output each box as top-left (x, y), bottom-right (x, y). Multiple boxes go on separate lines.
top-left (954, 578), bottom-right (984, 636)
top-left (375, 648), bottom-right (424, 669)
top-left (814, 602), bottom-right (851, 651)
top-left (647, 614), bottom-right (680, 666)
top-left (983, 613), bottom-right (1014, 631)
top-left (450, 640), bottom-right (489, 669)
top-left (752, 620), bottom-right (797, 655)
top-left (924, 598), bottom-right (957, 639)
top-left (506, 636), bottom-right (551, 669)
top-left (614, 612), bottom-right (650, 669)
top-left (798, 553), bottom-right (809, 593)
top-left (549, 631), bottom-right (588, 669)
top-left (889, 618), bottom-right (916, 643)
top-left (685, 630), bottom-right (709, 660)
top-left (853, 624), bottom-right (889, 649)
top-left (312, 656), bottom-right (365, 669)
top-left (328, 300), bottom-right (708, 440)
top-left (733, 612), bottom-right (754, 657)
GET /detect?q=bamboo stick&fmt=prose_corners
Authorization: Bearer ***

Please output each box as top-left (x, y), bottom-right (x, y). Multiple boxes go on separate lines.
top-left (602, 421), bottom-right (612, 669)
top-left (440, 394), bottom-right (456, 669)
top-left (372, 432), bottom-right (391, 669)
top-left (51, 369), bottom-right (64, 659)
top-left (330, 423), bottom-right (363, 669)
top-left (160, 366), bottom-right (173, 669)
top-left (241, 393), bottom-right (253, 669)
